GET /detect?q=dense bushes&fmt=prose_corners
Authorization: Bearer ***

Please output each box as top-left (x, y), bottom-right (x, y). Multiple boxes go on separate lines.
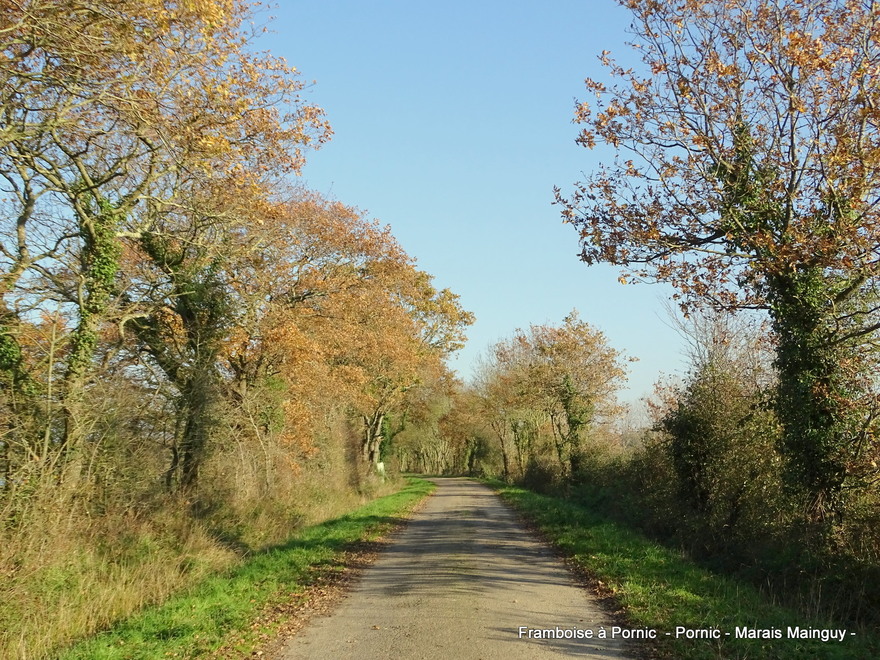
top-left (564, 324), bottom-right (879, 628)
top-left (658, 360), bottom-right (784, 558)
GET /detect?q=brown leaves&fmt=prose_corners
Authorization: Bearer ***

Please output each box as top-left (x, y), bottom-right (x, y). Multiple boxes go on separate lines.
top-left (474, 311), bottom-right (627, 478)
top-left (217, 193), bottom-right (472, 452)
top-left (560, 0), bottom-right (880, 313)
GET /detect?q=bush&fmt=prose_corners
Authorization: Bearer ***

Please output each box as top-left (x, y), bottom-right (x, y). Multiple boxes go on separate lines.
top-left (519, 455), bottom-right (562, 494)
top-left (658, 360), bottom-right (787, 560)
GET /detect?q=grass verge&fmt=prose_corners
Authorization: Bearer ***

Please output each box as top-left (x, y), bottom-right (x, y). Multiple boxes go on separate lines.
top-left (57, 477), bottom-right (435, 660)
top-left (491, 482), bottom-right (879, 660)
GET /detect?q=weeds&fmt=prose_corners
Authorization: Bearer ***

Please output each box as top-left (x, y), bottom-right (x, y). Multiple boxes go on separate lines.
top-left (1, 466), bottom-right (427, 660)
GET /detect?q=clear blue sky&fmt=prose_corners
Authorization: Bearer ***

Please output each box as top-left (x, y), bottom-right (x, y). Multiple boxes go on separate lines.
top-left (258, 1), bottom-right (687, 407)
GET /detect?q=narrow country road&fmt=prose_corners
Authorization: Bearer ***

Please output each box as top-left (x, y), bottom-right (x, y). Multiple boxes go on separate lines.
top-left (276, 478), bottom-right (633, 659)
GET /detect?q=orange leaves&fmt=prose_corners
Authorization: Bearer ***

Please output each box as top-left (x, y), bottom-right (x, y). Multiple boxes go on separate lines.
top-left (217, 193), bottom-right (472, 455)
top-left (560, 0), bottom-right (880, 315)
top-left (650, 59), bottom-right (668, 75)
top-left (0, 2), bottom-right (472, 499)
top-left (476, 311), bottom-right (627, 476)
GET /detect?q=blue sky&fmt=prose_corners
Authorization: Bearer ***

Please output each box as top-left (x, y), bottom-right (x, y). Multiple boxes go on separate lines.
top-left (259, 1), bottom-right (687, 406)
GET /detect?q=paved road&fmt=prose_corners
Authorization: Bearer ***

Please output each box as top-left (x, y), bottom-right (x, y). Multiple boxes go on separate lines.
top-left (277, 478), bottom-right (632, 659)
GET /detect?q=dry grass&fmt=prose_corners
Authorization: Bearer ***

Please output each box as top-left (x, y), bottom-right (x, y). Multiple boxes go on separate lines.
top-left (0, 416), bottom-right (399, 659)
top-left (1, 492), bottom-right (236, 659)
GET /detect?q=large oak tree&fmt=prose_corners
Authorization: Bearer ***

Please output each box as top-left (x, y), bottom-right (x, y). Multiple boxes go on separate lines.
top-left (557, 0), bottom-right (880, 524)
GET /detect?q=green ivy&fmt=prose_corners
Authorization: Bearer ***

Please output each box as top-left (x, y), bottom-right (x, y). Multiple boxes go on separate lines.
top-left (768, 266), bottom-right (861, 526)
top-left (66, 194), bottom-right (123, 381)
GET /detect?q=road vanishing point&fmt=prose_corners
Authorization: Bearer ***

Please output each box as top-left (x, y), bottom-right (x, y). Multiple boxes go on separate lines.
top-left (277, 478), bottom-right (634, 660)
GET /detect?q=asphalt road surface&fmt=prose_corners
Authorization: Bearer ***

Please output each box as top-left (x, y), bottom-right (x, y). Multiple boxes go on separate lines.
top-left (277, 478), bottom-right (633, 659)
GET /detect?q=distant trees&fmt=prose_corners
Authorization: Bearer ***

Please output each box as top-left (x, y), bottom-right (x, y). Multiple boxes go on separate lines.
top-left (556, 0), bottom-right (880, 526)
top-left (474, 312), bottom-right (626, 484)
top-left (384, 312), bottom-right (627, 484)
top-left (292, 208), bottom-right (473, 469)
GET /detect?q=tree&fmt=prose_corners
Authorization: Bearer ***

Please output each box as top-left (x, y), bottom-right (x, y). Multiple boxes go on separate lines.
top-left (128, 184), bottom-right (244, 491)
top-left (556, 0), bottom-right (880, 524)
top-left (0, 0), bottom-right (330, 487)
top-left (219, 194), bottom-right (474, 471)
top-left (526, 313), bottom-right (627, 477)
top-left (475, 332), bottom-right (539, 481)
top-left (387, 370), bottom-right (463, 475)
top-left (476, 312), bottom-right (626, 482)
top-left (319, 258), bottom-right (473, 468)
top-left (654, 311), bottom-right (782, 548)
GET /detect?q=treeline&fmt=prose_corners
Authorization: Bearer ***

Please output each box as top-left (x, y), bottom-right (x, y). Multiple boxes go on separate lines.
top-left (391, 311), bottom-right (627, 486)
top-left (0, 2), bottom-right (470, 657)
top-left (403, 306), bottom-right (879, 629)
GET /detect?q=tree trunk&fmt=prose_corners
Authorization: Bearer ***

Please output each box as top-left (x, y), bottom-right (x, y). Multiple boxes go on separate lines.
top-left (768, 268), bottom-right (860, 525)
top-left (176, 367), bottom-right (218, 491)
top-left (362, 411), bottom-right (384, 466)
top-left (59, 199), bottom-right (122, 481)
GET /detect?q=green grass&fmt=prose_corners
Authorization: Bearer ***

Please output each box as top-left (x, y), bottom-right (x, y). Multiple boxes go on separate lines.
top-left (58, 477), bottom-right (435, 660)
top-left (491, 482), bottom-right (879, 660)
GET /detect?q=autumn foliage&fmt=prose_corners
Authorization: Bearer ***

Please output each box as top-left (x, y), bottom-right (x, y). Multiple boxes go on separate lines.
top-left (555, 0), bottom-right (880, 629)
top-left (466, 312), bottom-right (627, 486)
top-left (0, 2), bottom-right (471, 656)
top-left (557, 0), bottom-right (880, 532)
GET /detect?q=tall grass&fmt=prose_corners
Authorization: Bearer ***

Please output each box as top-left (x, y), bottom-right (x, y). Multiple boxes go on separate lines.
top-left (1, 451), bottom-right (421, 660)
top-left (2, 494), bottom-right (237, 659)
top-left (56, 477), bottom-right (433, 659)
